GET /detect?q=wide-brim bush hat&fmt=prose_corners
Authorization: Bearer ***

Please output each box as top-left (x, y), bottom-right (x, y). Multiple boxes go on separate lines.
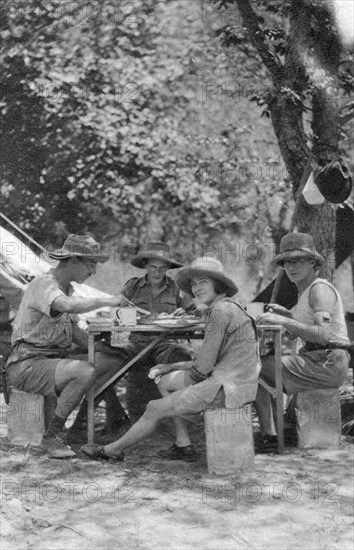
top-left (316, 160), bottom-right (352, 204)
top-left (176, 256), bottom-right (238, 297)
top-left (275, 233), bottom-right (324, 266)
top-left (48, 234), bottom-right (109, 263)
top-left (131, 242), bottom-right (182, 269)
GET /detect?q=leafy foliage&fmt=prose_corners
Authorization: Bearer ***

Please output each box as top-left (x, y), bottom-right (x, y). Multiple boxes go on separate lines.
top-left (1, 0), bottom-right (288, 265)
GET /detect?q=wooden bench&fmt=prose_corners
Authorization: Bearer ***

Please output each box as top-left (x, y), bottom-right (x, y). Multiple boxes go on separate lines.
top-left (295, 388), bottom-right (341, 449)
top-left (204, 404), bottom-right (254, 475)
top-left (6, 388), bottom-right (55, 446)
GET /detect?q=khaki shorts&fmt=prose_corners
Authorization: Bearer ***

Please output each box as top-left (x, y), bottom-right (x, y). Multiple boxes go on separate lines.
top-left (169, 378), bottom-right (225, 417)
top-left (261, 348), bottom-right (350, 394)
top-left (6, 354), bottom-right (86, 398)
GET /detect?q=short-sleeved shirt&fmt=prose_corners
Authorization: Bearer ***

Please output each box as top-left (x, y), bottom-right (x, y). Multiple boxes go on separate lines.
top-left (121, 274), bottom-right (193, 345)
top-left (121, 274), bottom-right (192, 315)
top-left (10, 269), bottom-right (78, 352)
top-left (291, 278), bottom-right (349, 347)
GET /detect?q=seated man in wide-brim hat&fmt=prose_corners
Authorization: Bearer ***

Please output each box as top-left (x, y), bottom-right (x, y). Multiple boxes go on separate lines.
top-left (5, 234), bottom-right (130, 458)
top-left (254, 232), bottom-right (350, 449)
top-left (109, 242), bottom-right (195, 420)
top-left (81, 256), bottom-right (260, 462)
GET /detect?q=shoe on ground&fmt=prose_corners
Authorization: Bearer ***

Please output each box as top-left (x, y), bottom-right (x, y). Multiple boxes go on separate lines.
top-left (157, 444), bottom-right (198, 462)
top-left (80, 444), bottom-right (124, 461)
top-left (41, 433), bottom-right (76, 459)
top-left (255, 435), bottom-right (278, 453)
top-left (103, 417), bottom-right (131, 441)
top-left (66, 416), bottom-right (131, 445)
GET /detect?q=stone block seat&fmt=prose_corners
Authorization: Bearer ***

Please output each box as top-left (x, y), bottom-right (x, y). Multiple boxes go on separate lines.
top-left (6, 388), bottom-right (55, 447)
top-left (295, 388), bottom-right (341, 449)
top-left (204, 403), bottom-right (255, 475)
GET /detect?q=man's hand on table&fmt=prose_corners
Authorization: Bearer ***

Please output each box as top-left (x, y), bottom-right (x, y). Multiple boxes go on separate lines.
top-left (171, 308), bottom-right (186, 317)
top-left (264, 304), bottom-right (293, 318)
top-left (111, 294), bottom-right (131, 307)
top-left (257, 312), bottom-right (287, 326)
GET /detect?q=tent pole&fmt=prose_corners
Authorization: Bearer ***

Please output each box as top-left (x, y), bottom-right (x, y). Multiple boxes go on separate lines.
top-left (0, 211), bottom-right (47, 254)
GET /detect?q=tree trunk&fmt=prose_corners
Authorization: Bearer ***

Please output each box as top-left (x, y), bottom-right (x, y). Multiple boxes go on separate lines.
top-left (294, 199), bottom-right (336, 280)
top-left (244, 0), bottom-right (342, 282)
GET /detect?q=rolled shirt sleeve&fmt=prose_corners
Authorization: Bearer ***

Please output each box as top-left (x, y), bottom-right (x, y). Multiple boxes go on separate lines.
top-left (11, 270), bottom-right (75, 348)
top-left (32, 277), bottom-right (65, 317)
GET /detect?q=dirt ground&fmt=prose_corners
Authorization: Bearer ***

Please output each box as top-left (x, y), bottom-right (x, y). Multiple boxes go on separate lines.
top-left (1, 391), bottom-right (353, 550)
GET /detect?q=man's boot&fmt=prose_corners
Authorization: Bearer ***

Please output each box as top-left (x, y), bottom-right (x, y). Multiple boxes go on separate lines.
top-left (41, 414), bottom-right (76, 459)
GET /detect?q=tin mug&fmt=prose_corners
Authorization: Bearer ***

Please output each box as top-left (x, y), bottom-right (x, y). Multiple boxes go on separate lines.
top-left (116, 307), bottom-right (137, 326)
top-left (110, 307), bottom-right (118, 319)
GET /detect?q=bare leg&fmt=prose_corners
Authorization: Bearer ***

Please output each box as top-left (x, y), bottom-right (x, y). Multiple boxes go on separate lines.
top-left (157, 371), bottom-right (193, 446)
top-left (104, 394), bottom-right (180, 457)
top-left (68, 352), bottom-right (128, 434)
top-left (55, 351), bottom-right (127, 421)
top-left (54, 358), bottom-right (96, 419)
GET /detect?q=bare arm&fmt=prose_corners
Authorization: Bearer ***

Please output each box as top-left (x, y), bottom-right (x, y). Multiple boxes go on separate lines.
top-left (51, 293), bottom-right (129, 315)
top-left (72, 321), bottom-right (88, 349)
top-left (258, 283), bottom-right (339, 345)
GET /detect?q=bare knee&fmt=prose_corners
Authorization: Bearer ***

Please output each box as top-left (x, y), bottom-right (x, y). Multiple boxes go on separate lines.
top-left (145, 399), bottom-right (164, 420)
top-left (74, 362), bottom-right (96, 385)
top-left (157, 376), bottom-right (169, 395)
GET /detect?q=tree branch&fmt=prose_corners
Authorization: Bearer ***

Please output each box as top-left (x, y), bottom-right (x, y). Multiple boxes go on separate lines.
top-left (235, 0), bottom-right (284, 84)
top-left (340, 100), bottom-right (354, 126)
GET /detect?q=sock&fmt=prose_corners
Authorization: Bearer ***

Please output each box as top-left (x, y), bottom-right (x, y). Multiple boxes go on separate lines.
top-left (175, 436), bottom-right (191, 448)
top-left (45, 414), bottom-right (66, 438)
top-left (69, 400), bottom-right (88, 432)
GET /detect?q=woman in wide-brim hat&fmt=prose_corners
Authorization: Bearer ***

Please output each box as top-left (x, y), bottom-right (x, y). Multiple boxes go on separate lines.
top-left (176, 256), bottom-right (238, 297)
top-left (81, 256), bottom-right (260, 462)
top-left (255, 232), bottom-right (350, 450)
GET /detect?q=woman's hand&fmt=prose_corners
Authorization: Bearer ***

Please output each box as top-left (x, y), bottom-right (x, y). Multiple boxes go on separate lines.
top-left (149, 364), bottom-right (173, 378)
top-left (149, 360), bottom-right (193, 379)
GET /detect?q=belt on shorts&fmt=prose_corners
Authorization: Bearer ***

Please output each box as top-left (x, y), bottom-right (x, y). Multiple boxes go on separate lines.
top-left (303, 342), bottom-right (350, 352)
top-left (6, 342), bottom-right (69, 367)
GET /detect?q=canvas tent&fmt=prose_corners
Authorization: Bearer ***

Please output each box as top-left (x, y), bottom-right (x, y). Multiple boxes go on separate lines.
top-left (254, 203), bottom-right (354, 309)
top-left (0, 220), bottom-right (111, 319)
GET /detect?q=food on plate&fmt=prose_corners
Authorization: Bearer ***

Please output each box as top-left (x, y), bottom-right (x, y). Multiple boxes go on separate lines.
top-left (137, 311), bottom-right (201, 326)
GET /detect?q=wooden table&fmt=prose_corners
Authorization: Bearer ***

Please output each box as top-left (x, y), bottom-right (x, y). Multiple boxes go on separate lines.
top-left (86, 320), bottom-right (204, 444)
top-left (257, 324), bottom-right (284, 453)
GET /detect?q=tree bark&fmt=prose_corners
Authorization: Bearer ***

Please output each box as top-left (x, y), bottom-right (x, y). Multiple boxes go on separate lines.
top-left (234, 0), bottom-right (343, 282)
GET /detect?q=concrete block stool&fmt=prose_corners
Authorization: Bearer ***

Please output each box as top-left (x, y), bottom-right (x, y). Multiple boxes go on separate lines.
top-left (7, 389), bottom-right (55, 446)
top-left (296, 388), bottom-right (341, 449)
top-left (205, 404), bottom-right (254, 475)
